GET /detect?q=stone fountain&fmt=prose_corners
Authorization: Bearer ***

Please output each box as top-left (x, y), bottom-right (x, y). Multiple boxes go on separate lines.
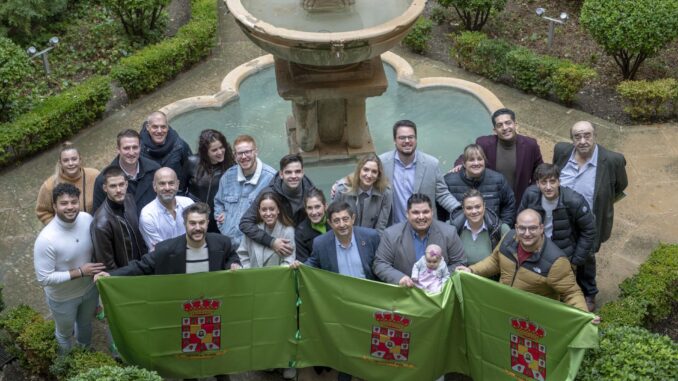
top-left (225, 0), bottom-right (426, 162)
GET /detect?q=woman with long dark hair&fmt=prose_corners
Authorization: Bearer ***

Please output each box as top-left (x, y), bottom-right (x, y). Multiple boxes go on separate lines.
top-left (182, 129), bottom-right (235, 232)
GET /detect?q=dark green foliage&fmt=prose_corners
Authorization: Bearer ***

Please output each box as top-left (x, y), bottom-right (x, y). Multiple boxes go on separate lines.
top-left (551, 64), bottom-right (597, 105)
top-left (580, 0), bottom-right (678, 80)
top-left (617, 79), bottom-right (678, 120)
top-left (16, 319), bottom-right (58, 375)
top-left (51, 348), bottom-right (119, 380)
top-left (576, 325), bottom-right (678, 381)
top-left (111, 0), bottom-right (217, 99)
top-left (68, 365), bottom-right (163, 381)
top-left (598, 244), bottom-right (678, 328)
top-left (505, 47), bottom-right (563, 97)
top-left (437, 0), bottom-right (507, 31)
top-left (0, 0), bottom-right (69, 43)
top-left (0, 37), bottom-right (33, 122)
top-left (0, 304), bottom-right (42, 341)
top-left (402, 17), bottom-right (434, 54)
top-left (103, 0), bottom-right (171, 41)
top-left (429, 6), bottom-right (450, 25)
top-left (451, 31), bottom-right (511, 80)
top-left (0, 75), bottom-right (111, 167)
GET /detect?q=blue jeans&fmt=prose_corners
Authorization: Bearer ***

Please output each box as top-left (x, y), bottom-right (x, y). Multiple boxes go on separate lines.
top-left (46, 285), bottom-right (99, 354)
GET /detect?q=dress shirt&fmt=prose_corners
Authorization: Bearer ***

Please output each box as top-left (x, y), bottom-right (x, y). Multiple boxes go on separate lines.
top-left (560, 146), bottom-right (598, 210)
top-left (392, 151), bottom-right (417, 223)
top-left (140, 196), bottom-right (194, 250)
top-left (335, 234), bottom-right (366, 279)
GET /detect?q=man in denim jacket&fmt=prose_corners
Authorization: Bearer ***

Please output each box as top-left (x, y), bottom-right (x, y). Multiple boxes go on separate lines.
top-left (213, 135), bottom-right (276, 248)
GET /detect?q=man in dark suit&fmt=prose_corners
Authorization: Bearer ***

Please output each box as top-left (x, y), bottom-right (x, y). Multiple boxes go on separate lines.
top-left (95, 202), bottom-right (239, 277)
top-left (453, 108), bottom-right (543, 205)
top-left (296, 200), bottom-right (380, 281)
top-left (553, 121), bottom-right (628, 311)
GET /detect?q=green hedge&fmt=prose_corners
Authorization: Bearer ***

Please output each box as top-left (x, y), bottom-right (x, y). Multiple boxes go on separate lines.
top-left (0, 75), bottom-right (111, 167)
top-left (576, 325), bottom-right (678, 381)
top-left (598, 243), bottom-right (678, 328)
top-left (51, 347), bottom-right (119, 380)
top-left (451, 31), bottom-right (596, 104)
top-left (68, 365), bottom-right (163, 381)
top-left (0, 305), bottom-right (58, 375)
top-left (617, 78), bottom-right (678, 120)
top-left (402, 17), bottom-right (434, 54)
top-left (111, 0), bottom-right (217, 99)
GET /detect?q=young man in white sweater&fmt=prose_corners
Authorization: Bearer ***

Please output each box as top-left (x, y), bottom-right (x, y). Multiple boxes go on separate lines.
top-left (33, 183), bottom-right (105, 354)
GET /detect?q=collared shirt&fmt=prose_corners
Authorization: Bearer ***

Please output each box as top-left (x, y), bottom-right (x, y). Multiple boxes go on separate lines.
top-left (121, 161), bottom-right (140, 180)
top-left (392, 151), bottom-right (417, 223)
top-left (140, 196), bottom-right (195, 251)
top-left (463, 220), bottom-right (488, 242)
top-left (335, 233), bottom-right (366, 279)
top-left (560, 145), bottom-right (598, 210)
top-left (410, 224), bottom-right (429, 261)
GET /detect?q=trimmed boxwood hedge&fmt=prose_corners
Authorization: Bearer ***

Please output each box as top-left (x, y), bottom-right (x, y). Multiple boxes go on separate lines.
top-left (0, 75), bottom-right (111, 167)
top-left (111, 0), bottom-right (217, 99)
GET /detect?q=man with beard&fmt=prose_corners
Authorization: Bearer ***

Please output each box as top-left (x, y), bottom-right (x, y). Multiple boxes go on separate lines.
top-left (453, 108), bottom-right (543, 205)
top-left (139, 167), bottom-right (194, 251)
top-left (95, 202), bottom-right (238, 381)
top-left (34, 183), bottom-right (106, 354)
top-left (140, 111), bottom-right (192, 186)
top-left (552, 121), bottom-right (628, 311)
top-left (92, 129), bottom-right (160, 213)
top-left (373, 193), bottom-right (466, 287)
top-left (379, 120), bottom-right (461, 224)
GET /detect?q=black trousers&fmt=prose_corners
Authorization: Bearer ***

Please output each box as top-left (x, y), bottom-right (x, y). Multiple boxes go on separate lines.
top-left (575, 252), bottom-right (598, 296)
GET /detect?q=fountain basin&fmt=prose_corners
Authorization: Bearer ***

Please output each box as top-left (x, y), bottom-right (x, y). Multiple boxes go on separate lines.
top-left (226, 0), bottom-right (426, 66)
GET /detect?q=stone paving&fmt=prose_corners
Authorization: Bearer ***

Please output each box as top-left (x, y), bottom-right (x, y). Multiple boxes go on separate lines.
top-left (0, 1), bottom-right (676, 380)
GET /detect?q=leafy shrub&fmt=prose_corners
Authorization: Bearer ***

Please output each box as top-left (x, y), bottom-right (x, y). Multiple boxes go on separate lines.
top-left (103, 0), bottom-right (171, 41)
top-left (51, 348), bottom-right (119, 380)
top-left (437, 0), bottom-right (507, 31)
top-left (16, 319), bottom-right (58, 375)
top-left (576, 325), bottom-right (678, 381)
top-left (505, 47), bottom-right (562, 97)
top-left (581, 0), bottom-right (678, 80)
top-left (451, 31), bottom-right (512, 80)
top-left (551, 64), bottom-right (597, 104)
top-left (0, 37), bottom-right (33, 123)
top-left (617, 78), bottom-right (678, 120)
top-left (111, 0), bottom-right (217, 99)
top-left (68, 365), bottom-right (163, 381)
top-left (0, 304), bottom-right (42, 341)
top-left (430, 6), bottom-right (449, 25)
top-left (0, 75), bottom-right (111, 167)
top-left (598, 243), bottom-right (678, 328)
top-left (402, 17), bottom-right (434, 54)
top-left (0, 0), bottom-right (69, 43)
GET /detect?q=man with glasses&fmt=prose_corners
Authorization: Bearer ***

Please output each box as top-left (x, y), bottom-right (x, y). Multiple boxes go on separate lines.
top-left (452, 108), bottom-right (543, 205)
top-left (213, 135), bottom-right (277, 248)
top-left (553, 121), bottom-right (628, 311)
top-left (456, 209), bottom-right (588, 311)
top-left (379, 120), bottom-right (461, 224)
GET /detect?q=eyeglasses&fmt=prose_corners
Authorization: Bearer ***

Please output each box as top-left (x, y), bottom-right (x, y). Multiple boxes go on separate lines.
top-left (516, 225), bottom-right (540, 234)
top-left (235, 149), bottom-right (255, 158)
top-left (396, 135), bottom-right (416, 142)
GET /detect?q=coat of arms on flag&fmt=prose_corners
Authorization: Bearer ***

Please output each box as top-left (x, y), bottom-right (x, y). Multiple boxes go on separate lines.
top-left (181, 298), bottom-right (221, 353)
top-left (370, 311), bottom-right (411, 361)
top-left (509, 317), bottom-right (547, 381)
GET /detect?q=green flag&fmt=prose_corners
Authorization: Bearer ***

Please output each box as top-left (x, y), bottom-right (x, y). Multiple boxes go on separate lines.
top-left (97, 267), bottom-right (598, 380)
top-left (453, 271), bottom-right (598, 381)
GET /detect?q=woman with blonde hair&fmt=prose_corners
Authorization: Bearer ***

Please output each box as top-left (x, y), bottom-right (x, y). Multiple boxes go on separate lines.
top-left (36, 143), bottom-right (100, 224)
top-left (332, 153), bottom-right (393, 233)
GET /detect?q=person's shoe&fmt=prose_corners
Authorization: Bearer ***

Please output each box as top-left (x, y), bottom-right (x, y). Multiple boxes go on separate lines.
top-left (215, 375), bottom-right (230, 381)
top-left (585, 295), bottom-right (596, 312)
top-left (282, 368), bottom-right (296, 380)
top-left (337, 371), bottom-right (353, 381)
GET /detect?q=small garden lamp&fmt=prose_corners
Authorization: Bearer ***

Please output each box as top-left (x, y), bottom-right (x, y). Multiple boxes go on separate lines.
top-left (535, 8), bottom-right (568, 49)
top-left (27, 37), bottom-right (60, 76)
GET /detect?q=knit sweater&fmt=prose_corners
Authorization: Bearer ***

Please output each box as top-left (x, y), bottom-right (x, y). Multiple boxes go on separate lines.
top-left (35, 168), bottom-right (100, 225)
top-left (33, 213), bottom-right (95, 302)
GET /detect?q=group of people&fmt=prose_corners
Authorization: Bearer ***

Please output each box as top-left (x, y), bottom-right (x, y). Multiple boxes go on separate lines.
top-left (33, 108), bottom-right (627, 380)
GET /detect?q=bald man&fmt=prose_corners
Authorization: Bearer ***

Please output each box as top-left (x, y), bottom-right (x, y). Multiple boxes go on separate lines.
top-left (457, 209), bottom-right (588, 311)
top-left (139, 167), bottom-right (195, 251)
top-left (553, 121), bottom-right (628, 311)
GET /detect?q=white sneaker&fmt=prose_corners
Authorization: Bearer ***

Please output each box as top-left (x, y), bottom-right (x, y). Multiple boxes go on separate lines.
top-left (282, 368), bottom-right (296, 379)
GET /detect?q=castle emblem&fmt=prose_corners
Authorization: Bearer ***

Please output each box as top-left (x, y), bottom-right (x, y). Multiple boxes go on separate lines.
top-left (509, 317), bottom-right (547, 381)
top-left (370, 311), bottom-right (411, 362)
top-left (181, 298), bottom-right (221, 353)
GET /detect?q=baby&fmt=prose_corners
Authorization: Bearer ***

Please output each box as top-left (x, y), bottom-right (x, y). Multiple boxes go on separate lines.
top-left (411, 244), bottom-right (451, 293)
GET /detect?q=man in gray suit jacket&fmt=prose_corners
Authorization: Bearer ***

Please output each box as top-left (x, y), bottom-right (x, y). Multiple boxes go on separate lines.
top-left (553, 121), bottom-right (628, 311)
top-left (373, 194), bottom-right (466, 286)
top-left (379, 120), bottom-right (461, 224)
top-left (297, 201), bottom-right (380, 281)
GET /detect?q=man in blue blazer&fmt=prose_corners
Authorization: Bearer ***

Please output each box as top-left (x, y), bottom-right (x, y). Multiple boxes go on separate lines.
top-left (299, 201), bottom-right (380, 281)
